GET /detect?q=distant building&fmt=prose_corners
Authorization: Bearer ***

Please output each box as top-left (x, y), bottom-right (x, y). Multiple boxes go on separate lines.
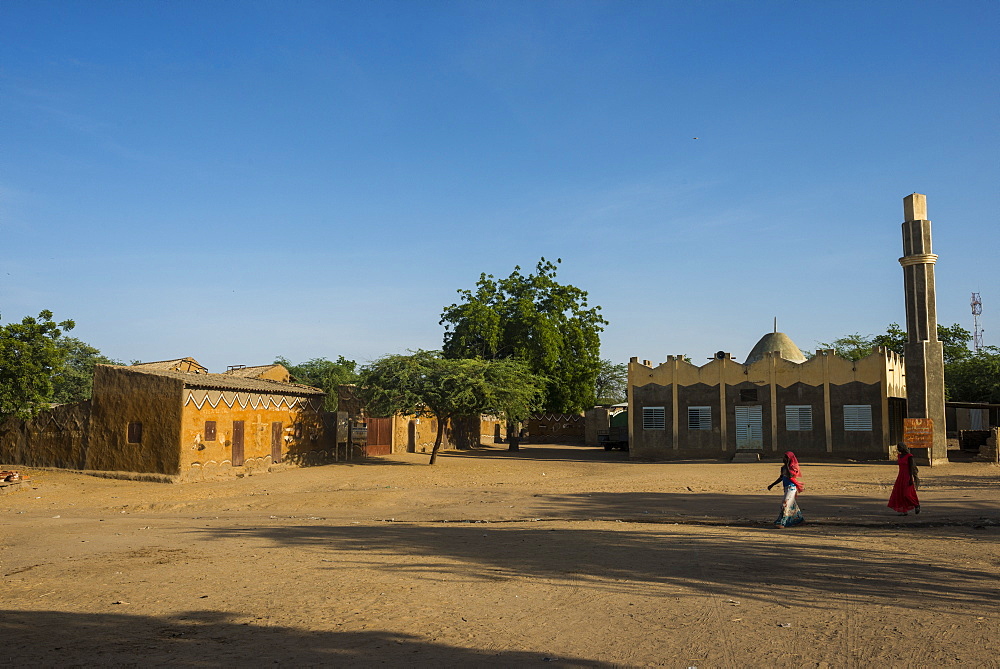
top-left (627, 332), bottom-right (907, 460)
top-left (223, 364), bottom-right (292, 383)
top-left (131, 357), bottom-right (208, 373)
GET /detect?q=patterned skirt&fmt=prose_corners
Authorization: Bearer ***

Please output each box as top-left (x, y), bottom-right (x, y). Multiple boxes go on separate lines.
top-left (775, 484), bottom-right (804, 527)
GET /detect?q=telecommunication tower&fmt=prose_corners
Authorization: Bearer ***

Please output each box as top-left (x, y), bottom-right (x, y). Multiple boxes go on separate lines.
top-left (971, 292), bottom-right (984, 353)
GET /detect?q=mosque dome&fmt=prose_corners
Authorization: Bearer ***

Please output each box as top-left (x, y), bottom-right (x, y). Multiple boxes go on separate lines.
top-left (744, 332), bottom-right (807, 365)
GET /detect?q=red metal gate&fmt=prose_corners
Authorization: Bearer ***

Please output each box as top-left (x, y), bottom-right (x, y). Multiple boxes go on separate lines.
top-left (366, 417), bottom-right (392, 456)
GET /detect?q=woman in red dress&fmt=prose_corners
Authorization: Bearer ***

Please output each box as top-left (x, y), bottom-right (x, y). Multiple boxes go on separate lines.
top-left (888, 443), bottom-right (921, 515)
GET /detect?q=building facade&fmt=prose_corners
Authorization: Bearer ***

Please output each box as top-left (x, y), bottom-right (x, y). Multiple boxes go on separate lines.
top-left (1, 362), bottom-right (333, 481)
top-left (628, 333), bottom-right (906, 460)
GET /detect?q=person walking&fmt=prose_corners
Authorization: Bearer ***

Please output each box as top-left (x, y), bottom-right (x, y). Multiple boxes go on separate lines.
top-left (768, 451), bottom-right (804, 527)
top-left (888, 443), bottom-right (921, 515)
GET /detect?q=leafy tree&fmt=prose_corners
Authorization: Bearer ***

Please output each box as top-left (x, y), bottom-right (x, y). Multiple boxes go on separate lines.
top-left (0, 311), bottom-right (75, 421)
top-left (819, 323), bottom-right (973, 364)
top-left (871, 322), bottom-right (972, 364)
top-left (818, 323), bottom-right (997, 401)
top-left (945, 347), bottom-right (1000, 403)
top-left (50, 337), bottom-right (121, 404)
top-left (357, 350), bottom-right (544, 464)
top-left (440, 258), bottom-right (606, 413)
top-left (594, 359), bottom-right (627, 405)
top-left (815, 333), bottom-right (876, 361)
top-left (869, 323), bottom-right (906, 356)
top-left (274, 356), bottom-right (358, 411)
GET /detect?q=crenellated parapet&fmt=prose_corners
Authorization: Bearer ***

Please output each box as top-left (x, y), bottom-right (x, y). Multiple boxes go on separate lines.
top-left (629, 347), bottom-right (905, 391)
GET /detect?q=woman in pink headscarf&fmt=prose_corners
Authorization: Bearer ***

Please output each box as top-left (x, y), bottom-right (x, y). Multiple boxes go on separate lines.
top-left (768, 451), bottom-right (804, 527)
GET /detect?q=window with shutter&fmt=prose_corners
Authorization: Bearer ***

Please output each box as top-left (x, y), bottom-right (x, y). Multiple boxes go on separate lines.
top-left (687, 406), bottom-right (712, 431)
top-left (844, 405), bottom-right (873, 431)
top-left (204, 420), bottom-right (217, 441)
top-left (785, 406), bottom-right (813, 431)
top-left (642, 407), bottom-right (665, 430)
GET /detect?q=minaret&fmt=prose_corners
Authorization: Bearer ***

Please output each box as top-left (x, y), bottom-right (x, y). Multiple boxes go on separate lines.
top-left (899, 193), bottom-right (947, 465)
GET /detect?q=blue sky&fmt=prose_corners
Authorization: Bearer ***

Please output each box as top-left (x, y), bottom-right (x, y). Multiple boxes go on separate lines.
top-left (2, 1), bottom-right (997, 371)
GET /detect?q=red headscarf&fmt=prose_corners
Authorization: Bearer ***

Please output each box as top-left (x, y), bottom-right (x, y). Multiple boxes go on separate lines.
top-left (785, 451), bottom-right (804, 492)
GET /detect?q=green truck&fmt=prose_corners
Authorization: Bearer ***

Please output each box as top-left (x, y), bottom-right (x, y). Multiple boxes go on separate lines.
top-left (598, 408), bottom-right (629, 451)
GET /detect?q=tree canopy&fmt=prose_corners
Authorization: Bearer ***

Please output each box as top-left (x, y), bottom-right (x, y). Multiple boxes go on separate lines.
top-left (50, 337), bottom-right (121, 405)
top-left (869, 322), bottom-right (973, 364)
top-left (816, 323), bottom-right (973, 363)
top-left (594, 359), bottom-right (627, 404)
top-left (816, 323), bottom-right (1000, 402)
top-left (274, 356), bottom-right (358, 411)
top-left (440, 258), bottom-right (606, 413)
top-left (0, 311), bottom-right (76, 421)
top-left (357, 350), bottom-right (544, 464)
top-left (945, 347), bottom-right (1000, 403)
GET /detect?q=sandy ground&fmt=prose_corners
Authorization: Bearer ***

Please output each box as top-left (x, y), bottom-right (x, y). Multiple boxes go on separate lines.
top-left (2, 444), bottom-right (999, 668)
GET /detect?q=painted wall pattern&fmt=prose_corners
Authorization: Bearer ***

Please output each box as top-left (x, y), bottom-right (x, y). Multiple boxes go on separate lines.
top-left (184, 389), bottom-right (323, 412)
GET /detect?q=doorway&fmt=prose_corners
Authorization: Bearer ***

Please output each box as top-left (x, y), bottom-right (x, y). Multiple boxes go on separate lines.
top-left (232, 420), bottom-right (245, 466)
top-left (735, 405), bottom-right (763, 450)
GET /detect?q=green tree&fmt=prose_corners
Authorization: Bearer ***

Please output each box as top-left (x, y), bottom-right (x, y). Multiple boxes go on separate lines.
top-left (945, 346), bottom-right (1000, 403)
top-left (594, 359), bottom-right (627, 404)
top-left (815, 333), bottom-right (876, 361)
top-left (50, 337), bottom-right (121, 404)
top-left (871, 322), bottom-right (972, 363)
top-left (819, 323), bottom-right (985, 401)
top-left (869, 323), bottom-right (906, 355)
top-left (440, 258), bottom-right (606, 413)
top-left (0, 310), bottom-right (75, 421)
top-left (274, 356), bottom-right (358, 411)
top-left (819, 323), bottom-right (973, 364)
top-left (357, 350), bottom-right (544, 464)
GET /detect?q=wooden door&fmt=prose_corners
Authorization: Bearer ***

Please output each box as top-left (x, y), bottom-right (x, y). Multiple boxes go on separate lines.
top-left (232, 420), bottom-right (245, 466)
top-left (271, 421), bottom-right (283, 464)
top-left (367, 417), bottom-right (392, 456)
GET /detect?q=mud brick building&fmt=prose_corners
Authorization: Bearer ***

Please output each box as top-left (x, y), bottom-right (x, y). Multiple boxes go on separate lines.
top-left (0, 360), bottom-right (333, 481)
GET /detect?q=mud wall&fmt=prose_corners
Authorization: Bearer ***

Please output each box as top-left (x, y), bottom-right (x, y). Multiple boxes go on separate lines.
top-left (88, 365), bottom-right (184, 474)
top-left (0, 401), bottom-right (91, 469)
top-left (526, 413), bottom-right (586, 443)
top-left (180, 389), bottom-right (331, 480)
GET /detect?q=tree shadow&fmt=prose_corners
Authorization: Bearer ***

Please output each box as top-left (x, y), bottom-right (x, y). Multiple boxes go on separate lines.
top-left (190, 522), bottom-right (1000, 615)
top-left (523, 491), bottom-right (1000, 524)
top-left (442, 445), bottom-right (633, 464)
top-left (0, 609), bottom-right (609, 667)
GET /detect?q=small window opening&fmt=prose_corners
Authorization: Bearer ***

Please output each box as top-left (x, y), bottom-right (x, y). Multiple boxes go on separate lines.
top-left (127, 421), bottom-right (143, 444)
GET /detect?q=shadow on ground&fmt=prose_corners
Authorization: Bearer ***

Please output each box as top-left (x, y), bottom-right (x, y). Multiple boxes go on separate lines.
top-left (522, 491), bottom-right (1000, 525)
top-left (0, 609), bottom-right (608, 667)
top-left (441, 445), bottom-right (635, 463)
top-left (191, 521), bottom-right (1000, 615)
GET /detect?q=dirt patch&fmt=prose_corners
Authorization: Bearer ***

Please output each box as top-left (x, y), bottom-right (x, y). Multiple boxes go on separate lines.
top-left (2, 445), bottom-right (999, 666)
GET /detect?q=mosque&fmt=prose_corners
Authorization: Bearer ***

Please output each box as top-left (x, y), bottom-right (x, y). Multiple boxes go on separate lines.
top-left (627, 332), bottom-right (906, 460)
top-left (626, 194), bottom-right (946, 462)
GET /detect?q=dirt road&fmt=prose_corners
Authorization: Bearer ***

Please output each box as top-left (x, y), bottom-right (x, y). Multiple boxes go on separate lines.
top-left (3, 445), bottom-right (998, 667)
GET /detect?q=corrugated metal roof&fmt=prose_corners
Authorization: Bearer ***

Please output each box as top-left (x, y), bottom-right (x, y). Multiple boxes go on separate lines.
top-left (100, 365), bottom-right (324, 395)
